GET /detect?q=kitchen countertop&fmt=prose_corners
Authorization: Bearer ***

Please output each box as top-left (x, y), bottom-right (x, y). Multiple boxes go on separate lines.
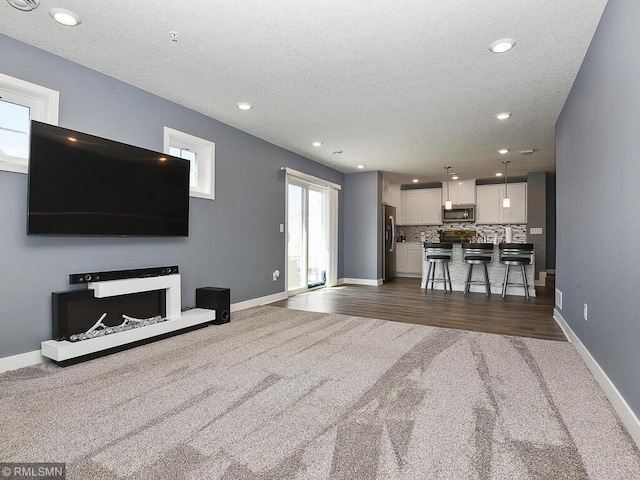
top-left (420, 244), bottom-right (535, 297)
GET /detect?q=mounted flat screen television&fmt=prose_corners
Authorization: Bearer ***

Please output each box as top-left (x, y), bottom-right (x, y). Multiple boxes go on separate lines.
top-left (27, 121), bottom-right (190, 236)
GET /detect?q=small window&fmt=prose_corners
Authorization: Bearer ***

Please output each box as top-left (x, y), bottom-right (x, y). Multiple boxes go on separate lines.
top-left (164, 127), bottom-right (215, 200)
top-left (0, 101), bottom-right (30, 169)
top-left (0, 73), bottom-right (60, 174)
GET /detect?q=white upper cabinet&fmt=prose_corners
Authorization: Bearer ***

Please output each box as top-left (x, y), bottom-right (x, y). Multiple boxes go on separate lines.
top-left (422, 188), bottom-right (443, 224)
top-left (476, 184), bottom-right (501, 224)
top-left (400, 190), bottom-right (422, 225)
top-left (400, 188), bottom-right (443, 225)
top-left (441, 179), bottom-right (476, 205)
top-left (458, 179), bottom-right (477, 204)
top-left (502, 182), bottom-right (527, 224)
top-left (476, 182), bottom-right (527, 224)
top-left (383, 184), bottom-right (401, 208)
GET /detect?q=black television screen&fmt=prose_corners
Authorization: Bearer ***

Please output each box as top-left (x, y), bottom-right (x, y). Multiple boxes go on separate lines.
top-left (27, 121), bottom-right (190, 236)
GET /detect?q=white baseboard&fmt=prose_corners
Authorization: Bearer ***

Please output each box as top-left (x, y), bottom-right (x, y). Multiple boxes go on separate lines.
top-left (231, 291), bottom-right (287, 312)
top-left (554, 309), bottom-right (640, 447)
top-left (534, 271), bottom-right (547, 287)
top-left (337, 278), bottom-right (345, 285)
top-left (342, 278), bottom-right (383, 286)
top-left (396, 273), bottom-right (422, 278)
top-left (0, 291), bottom-right (287, 372)
top-left (0, 350), bottom-right (46, 374)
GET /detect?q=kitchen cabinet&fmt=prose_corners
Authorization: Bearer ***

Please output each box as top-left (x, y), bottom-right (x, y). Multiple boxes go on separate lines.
top-left (396, 243), bottom-right (408, 273)
top-left (476, 185), bottom-right (501, 224)
top-left (396, 242), bottom-right (423, 276)
top-left (422, 189), bottom-right (442, 224)
top-left (383, 184), bottom-right (401, 208)
top-left (406, 244), bottom-right (423, 273)
top-left (502, 183), bottom-right (527, 224)
top-left (476, 182), bottom-right (527, 224)
top-left (400, 190), bottom-right (422, 225)
top-left (442, 179), bottom-right (476, 205)
top-left (399, 188), bottom-right (442, 225)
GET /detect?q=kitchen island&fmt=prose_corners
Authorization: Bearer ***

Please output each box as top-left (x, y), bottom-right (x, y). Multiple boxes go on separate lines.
top-left (420, 244), bottom-right (535, 297)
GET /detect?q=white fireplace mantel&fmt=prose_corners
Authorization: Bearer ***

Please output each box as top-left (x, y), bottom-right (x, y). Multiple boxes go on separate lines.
top-left (89, 274), bottom-right (182, 319)
top-left (41, 273), bottom-right (215, 363)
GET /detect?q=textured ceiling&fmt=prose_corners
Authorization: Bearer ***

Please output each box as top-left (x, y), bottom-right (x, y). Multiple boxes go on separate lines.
top-left (0, 0), bottom-right (608, 184)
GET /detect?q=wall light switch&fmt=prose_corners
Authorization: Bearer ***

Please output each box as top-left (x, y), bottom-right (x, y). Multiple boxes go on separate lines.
top-left (530, 227), bottom-right (543, 235)
top-left (279, 223), bottom-right (284, 233)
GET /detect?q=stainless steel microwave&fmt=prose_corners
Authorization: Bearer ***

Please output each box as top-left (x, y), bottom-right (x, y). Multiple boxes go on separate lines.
top-left (442, 205), bottom-right (475, 223)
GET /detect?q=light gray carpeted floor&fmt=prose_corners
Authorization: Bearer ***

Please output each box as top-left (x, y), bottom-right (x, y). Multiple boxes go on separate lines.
top-left (1, 306), bottom-right (639, 479)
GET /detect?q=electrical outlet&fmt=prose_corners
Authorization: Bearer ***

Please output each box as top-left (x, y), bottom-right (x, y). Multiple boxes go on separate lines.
top-left (555, 288), bottom-right (562, 309)
top-left (273, 270), bottom-right (280, 281)
top-left (530, 227), bottom-right (543, 235)
top-left (279, 223), bottom-right (284, 233)
top-left (583, 303), bottom-right (588, 321)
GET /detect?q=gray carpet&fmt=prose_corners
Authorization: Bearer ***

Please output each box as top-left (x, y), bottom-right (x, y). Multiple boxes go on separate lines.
top-left (1, 306), bottom-right (639, 479)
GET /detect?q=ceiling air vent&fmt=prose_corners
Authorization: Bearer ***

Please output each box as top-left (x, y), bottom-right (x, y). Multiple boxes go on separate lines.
top-left (7, 0), bottom-right (39, 11)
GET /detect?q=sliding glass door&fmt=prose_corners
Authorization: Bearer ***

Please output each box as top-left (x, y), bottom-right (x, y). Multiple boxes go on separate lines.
top-left (287, 179), bottom-right (327, 294)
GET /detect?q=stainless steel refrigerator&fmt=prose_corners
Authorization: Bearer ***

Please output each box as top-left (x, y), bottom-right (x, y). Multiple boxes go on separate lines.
top-left (383, 204), bottom-right (397, 282)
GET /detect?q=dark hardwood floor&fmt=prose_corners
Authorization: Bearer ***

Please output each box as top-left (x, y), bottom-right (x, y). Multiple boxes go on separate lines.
top-left (269, 277), bottom-right (566, 341)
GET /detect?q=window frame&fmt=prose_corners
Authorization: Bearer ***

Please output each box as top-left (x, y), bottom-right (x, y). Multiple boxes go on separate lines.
top-left (0, 73), bottom-right (60, 174)
top-left (163, 127), bottom-right (215, 201)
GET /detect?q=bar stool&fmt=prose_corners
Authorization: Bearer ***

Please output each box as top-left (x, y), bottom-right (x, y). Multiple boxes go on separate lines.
top-left (424, 243), bottom-right (453, 292)
top-left (499, 243), bottom-right (534, 299)
top-left (462, 243), bottom-right (493, 296)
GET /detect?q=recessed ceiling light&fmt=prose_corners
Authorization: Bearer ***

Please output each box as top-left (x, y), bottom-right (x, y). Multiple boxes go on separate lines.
top-left (312, 141), bottom-right (322, 147)
top-left (49, 7), bottom-right (81, 26)
top-left (412, 179), bottom-right (419, 183)
top-left (7, 0), bottom-right (40, 11)
top-left (169, 31), bottom-right (180, 42)
top-left (495, 112), bottom-right (512, 120)
top-left (521, 149), bottom-right (535, 155)
top-left (67, 137), bottom-right (77, 142)
top-left (159, 157), bottom-right (167, 162)
top-left (356, 165), bottom-right (365, 169)
top-left (498, 149), bottom-right (509, 154)
top-left (332, 150), bottom-right (343, 155)
top-left (451, 174), bottom-right (459, 180)
top-left (489, 38), bottom-right (516, 54)
top-left (495, 172), bottom-right (503, 177)
top-left (236, 102), bottom-right (252, 110)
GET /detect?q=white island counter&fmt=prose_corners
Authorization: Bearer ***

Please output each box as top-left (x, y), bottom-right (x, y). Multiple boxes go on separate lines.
top-left (420, 244), bottom-right (535, 297)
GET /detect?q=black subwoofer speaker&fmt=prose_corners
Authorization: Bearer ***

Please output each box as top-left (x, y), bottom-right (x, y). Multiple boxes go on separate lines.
top-left (196, 287), bottom-right (230, 325)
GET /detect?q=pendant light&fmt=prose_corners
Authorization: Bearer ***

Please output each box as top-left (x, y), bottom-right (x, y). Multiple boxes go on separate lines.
top-left (502, 160), bottom-right (511, 208)
top-left (444, 166), bottom-right (452, 210)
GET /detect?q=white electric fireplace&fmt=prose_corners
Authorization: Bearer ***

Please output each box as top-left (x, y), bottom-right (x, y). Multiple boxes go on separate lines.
top-left (41, 273), bottom-right (215, 364)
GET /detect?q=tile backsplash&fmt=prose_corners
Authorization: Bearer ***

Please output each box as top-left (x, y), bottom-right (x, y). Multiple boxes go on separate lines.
top-left (397, 223), bottom-right (527, 243)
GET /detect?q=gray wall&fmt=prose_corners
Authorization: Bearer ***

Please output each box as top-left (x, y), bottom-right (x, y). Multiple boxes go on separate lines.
top-left (0, 34), bottom-right (345, 358)
top-left (545, 174), bottom-right (556, 270)
top-left (556, 0), bottom-right (640, 417)
top-left (343, 171), bottom-right (381, 281)
top-left (526, 172), bottom-right (547, 279)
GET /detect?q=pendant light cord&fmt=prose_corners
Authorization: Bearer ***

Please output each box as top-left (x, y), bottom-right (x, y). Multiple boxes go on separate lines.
top-left (444, 166), bottom-right (451, 202)
top-left (503, 161), bottom-right (509, 196)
